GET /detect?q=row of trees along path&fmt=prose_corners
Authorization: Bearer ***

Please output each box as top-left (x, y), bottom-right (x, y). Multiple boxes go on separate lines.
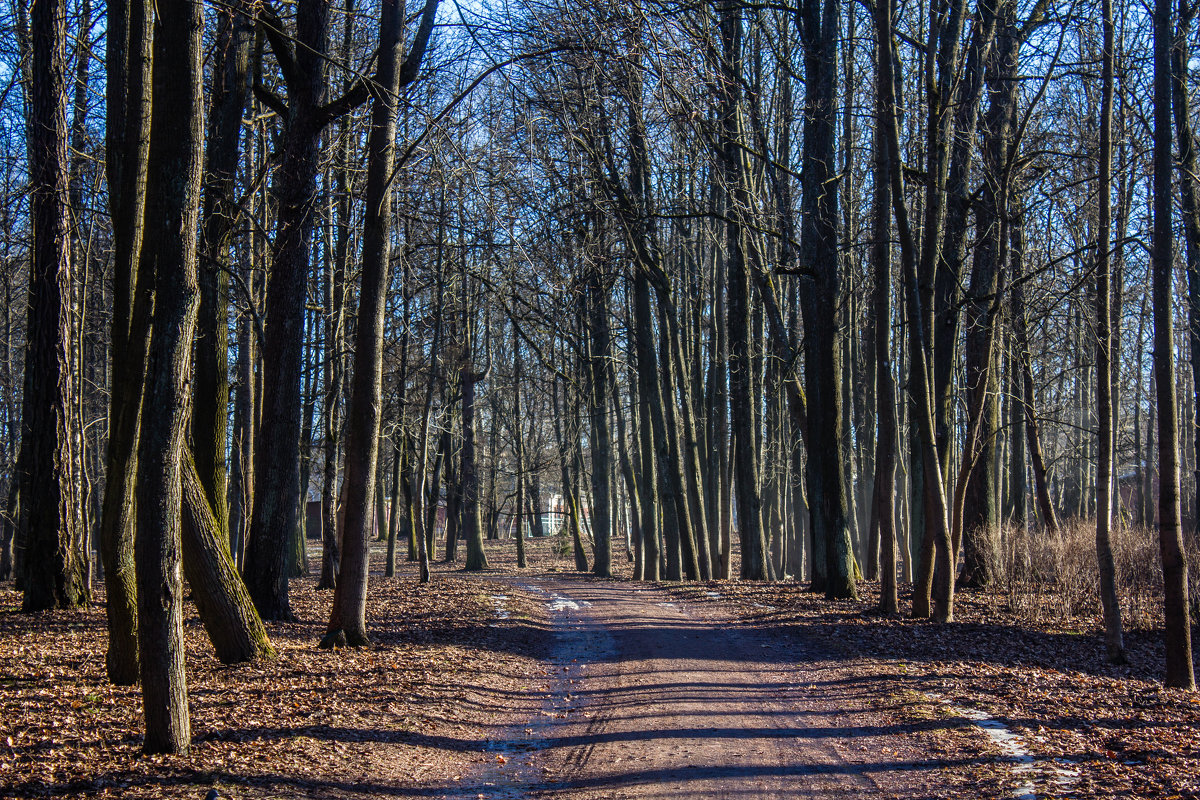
top-left (2, 0), bottom-right (1197, 755)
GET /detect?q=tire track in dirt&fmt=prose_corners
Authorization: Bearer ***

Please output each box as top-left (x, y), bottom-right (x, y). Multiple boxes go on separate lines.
top-left (447, 577), bottom-right (989, 800)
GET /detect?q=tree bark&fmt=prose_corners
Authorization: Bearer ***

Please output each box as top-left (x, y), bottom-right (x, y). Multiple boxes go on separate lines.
top-left (1096, 0), bottom-right (1125, 663)
top-left (1174, 0), bottom-right (1200, 554)
top-left (99, 0), bottom-right (151, 683)
top-left (875, 0), bottom-right (955, 621)
top-left (324, 0), bottom-right (438, 645)
top-left (134, 0), bottom-right (204, 754)
top-left (960, 6), bottom-right (1013, 588)
top-left (181, 452), bottom-right (274, 664)
top-left (587, 260), bottom-right (613, 578)
top-left (317, 0), bottom-right (357, 592)
top-left (798, 0), bottom-right (855, 599)
top-left (716, 0), bottom-right (767, 581)
top-left (1152, 0), bottom-right (1196, 689)
top-left (247, 0), bottom-right (336, 621)
top-left (872, 24), bottom-right (898, 614)
top-left (193, 0), bottom-right (252, 548)
top-left (20, 0), bottom-right (87, 613)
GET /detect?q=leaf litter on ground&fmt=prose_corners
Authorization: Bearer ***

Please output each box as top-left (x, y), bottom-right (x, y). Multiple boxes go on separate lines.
top-left (665, 579), bottom-right (1200, 799)
top-left (0, 551), bottom-right (550, 799)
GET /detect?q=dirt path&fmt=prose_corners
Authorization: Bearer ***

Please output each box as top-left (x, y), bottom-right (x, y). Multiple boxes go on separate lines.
top-left (451, 577), bottom-right (973, 800)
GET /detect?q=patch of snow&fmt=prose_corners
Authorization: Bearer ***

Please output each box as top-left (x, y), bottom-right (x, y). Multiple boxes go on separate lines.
top-left (932, 695), bottom-right (1080, 799)
top-left (547, 596), bottom-right (590, 612)
top-left (705, 591), bottom-right (722, 599)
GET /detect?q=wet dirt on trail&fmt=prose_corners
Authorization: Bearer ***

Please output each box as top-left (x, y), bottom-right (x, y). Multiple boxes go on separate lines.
top-left (452, 577), bottom-right (974, 800)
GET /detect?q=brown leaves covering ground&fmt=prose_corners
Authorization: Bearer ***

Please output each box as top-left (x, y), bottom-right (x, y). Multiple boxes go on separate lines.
top-left (666, 579), bottom-right (1200, 799)
top-left (0, 549), bottom-right (550, 799)
top-left (7, 531), bottom-right (1200, 800)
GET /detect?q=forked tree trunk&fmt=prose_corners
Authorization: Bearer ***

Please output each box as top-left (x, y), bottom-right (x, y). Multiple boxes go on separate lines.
top-left (99, 0), bottom-right (151, 686)
top-left (181, 452), bottom-right (274, 664)
top-left (193, 0), bottom-right (252, 548)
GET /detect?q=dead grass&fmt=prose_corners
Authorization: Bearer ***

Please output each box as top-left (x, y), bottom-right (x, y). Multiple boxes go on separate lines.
top-left (993, 520), bottom-right (1200, 630)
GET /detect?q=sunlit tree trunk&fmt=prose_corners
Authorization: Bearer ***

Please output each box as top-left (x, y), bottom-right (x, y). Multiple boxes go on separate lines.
top-left (1096, 0), bottom-right (1125, 664)
top-left (134, 0), bottom-right (204, 754)
top-left (325, 0), bottom-right (439, 645)
top-left (872, 23), bottom-right (898, 614)
top-left (1152, 0), bottom-right (1196, 689)
top-left (98, 0), bottom-right (151, 684)
top-left (20, 0), bottom-right (87, 613)
top-left (193, 0), bottom-right (252, 548)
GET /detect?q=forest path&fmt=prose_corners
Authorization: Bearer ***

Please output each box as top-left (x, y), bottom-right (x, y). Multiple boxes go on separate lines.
top-left (449, 577), bottom-right (955, 800)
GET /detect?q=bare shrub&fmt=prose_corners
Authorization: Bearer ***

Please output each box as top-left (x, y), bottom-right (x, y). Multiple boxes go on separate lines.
top-left (994, 520), bottom-right (1199, 630)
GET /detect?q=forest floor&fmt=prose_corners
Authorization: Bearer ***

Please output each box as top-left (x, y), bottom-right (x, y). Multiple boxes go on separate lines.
top-left (2, 537), bottom-right (1199, 799)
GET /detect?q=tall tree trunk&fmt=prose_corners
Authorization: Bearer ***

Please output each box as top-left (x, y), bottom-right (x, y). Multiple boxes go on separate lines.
top-left (293, 311), bottom-right (318, 576)
top-left (443, 423), bottom-right (461, 563)
top-left (385, 436), bottom-right (402, 577)
top-left (587, 264), bottom-right (613, 577)
top-left (1096, 0), bottom-right (1125, 663)
top-left (960, 6), bottom-right (1014, 587)
top-left (875, 0), bottom-right (955, 621)
top-left (193, 0), bottom-right (252, 548)
top-left (1010, 210), bottom-right (1059, 532)
top-left (461, 330), bottom-right (490, 570)
top-left (247, 0), bottom-right (337, 621)
top-left (717, 0), bottom-right (767, 581)
top-left (134, 0), bottom-right (204, 754)
top-left (324, 0), bottom-right (438, 646)
top-left (1152, 0), bottom-right (1196, 689)
top-left (99, 0), bottom-right (150, 683)
top-left (704, 238), bottom-right (730, 579)
top-left (317, 0), bottom-right (357, 592)
top-left (798, 0), bottom-right (855, 599)
top-left (872, 28), bottom-right (899, 614)
top-left (512, 315), bottom-right (528, 568)
top-left (627, 319), bottom-right (659, 579)
top-left (933, 5), bottom-right (997, 497)
top-left (1174, 0), bottom-right (1200, 551)
top-left (656, 300), bottom-right (703, 580)
top-left (551, 373), bottom-right (589, 573)
top-left (20, 0), bottom-right (87, 612)
top-left (1007, 335), bottom-right (1027, 527)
